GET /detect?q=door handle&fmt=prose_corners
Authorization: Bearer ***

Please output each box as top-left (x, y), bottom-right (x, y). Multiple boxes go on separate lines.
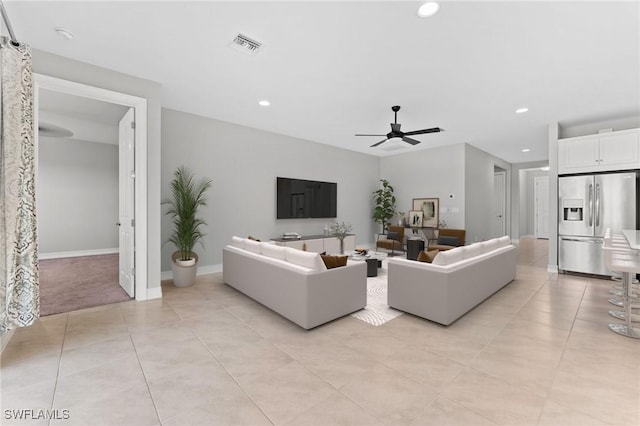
top-left (561, 238), bottom-right (600, 243)
top-left (595, 183), bottom-right (600, 227)
top-left (588, 184), bottom-right (593, 227)
top-left (116, 222), bottom-right (121, 226)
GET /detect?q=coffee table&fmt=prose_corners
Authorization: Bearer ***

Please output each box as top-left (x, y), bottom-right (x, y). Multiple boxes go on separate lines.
top-left (348, 251), bottom-right (388, 277)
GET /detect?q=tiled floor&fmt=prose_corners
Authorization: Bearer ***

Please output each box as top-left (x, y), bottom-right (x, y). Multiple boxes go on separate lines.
top-left (2, 238), bottom-right (639, 425)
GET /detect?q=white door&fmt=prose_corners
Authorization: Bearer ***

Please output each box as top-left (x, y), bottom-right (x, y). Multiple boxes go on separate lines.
top-left (118, 108), bottom-right (135, 297)
top-left (492, 172), bottom-right (506, 238)
top-left (534, 176), bottom-right (549, 239)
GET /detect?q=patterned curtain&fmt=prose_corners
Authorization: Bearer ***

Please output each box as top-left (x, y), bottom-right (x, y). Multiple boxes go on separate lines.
top-left (0, 36), bottom-right (39, 331)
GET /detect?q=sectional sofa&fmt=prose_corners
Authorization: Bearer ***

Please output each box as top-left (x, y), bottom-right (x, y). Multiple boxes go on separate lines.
top-left (387, 236), bottom-right (516, 325)
top-left (223, 236), bottom-right (366, 329)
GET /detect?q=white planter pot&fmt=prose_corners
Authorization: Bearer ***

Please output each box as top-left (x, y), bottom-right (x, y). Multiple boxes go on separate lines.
top-left (171, 251), bottom-right (199, 287)
top-left (176, 258), bottom-right (196, 267)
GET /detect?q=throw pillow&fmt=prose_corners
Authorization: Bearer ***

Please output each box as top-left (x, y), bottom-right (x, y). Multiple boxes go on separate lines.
top-left (320, 255), bottom-right (349, 269)
top-left (387, 231), bottom-right (399, 241)
top-left (437, 235), bottom-right (459, 246)
top-left (417, 250), bottom-right (439, 263)
top-left (321, 254), bottom-right (338, 269)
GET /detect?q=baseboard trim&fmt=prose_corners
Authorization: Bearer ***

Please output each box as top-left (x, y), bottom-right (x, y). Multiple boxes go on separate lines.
top-left (40, 248), bottom-right (118, 260)
top-left (146, 286), bottom-right (163, 300)
top-left (161, 263), bottom-right (223, 281)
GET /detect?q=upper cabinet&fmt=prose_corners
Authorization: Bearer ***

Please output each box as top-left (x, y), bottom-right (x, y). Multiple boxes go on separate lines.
top-left (558, 128), bottom-right (639, 175)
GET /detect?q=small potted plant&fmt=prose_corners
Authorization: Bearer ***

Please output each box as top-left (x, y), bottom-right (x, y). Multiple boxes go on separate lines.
top-left (331, 221), bottom-right (352, 254)
top-left (164, 166), bottom-right (212, 287)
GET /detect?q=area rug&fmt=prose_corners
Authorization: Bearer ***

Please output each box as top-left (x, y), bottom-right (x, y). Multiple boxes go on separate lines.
top-left (39, 253), bottom-right (131, 316)
top-left (351, 259), bottom-right (403, 326)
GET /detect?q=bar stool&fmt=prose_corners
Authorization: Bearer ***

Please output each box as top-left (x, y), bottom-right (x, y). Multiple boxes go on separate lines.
top-left (603, 233), bottom-right (638, 320)
top-left (605, 240), bottom-right (640, 339)
top-left (604, 230), bottom-right (639, 304)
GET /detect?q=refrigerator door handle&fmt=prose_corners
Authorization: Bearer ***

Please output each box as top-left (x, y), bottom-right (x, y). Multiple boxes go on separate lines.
top-left (595, 183), bottom-right (600, 227)
top-left (560, 237), bottom-right (600, 243)
top-left (588, 183), bottom-right (593, 227)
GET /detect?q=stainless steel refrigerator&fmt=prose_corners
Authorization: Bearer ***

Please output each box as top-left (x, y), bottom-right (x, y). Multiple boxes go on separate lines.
top-left (558, 171), bottom-right (638, 275)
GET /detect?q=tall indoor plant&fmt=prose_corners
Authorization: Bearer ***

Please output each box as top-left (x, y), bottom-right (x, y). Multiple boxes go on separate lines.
top-left (165, 166), bottom-right (212, 287)
top-left (373, 179), bottom-right (396, 233)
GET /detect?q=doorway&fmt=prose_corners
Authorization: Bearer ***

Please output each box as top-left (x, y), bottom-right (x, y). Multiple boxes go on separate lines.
top-left (492, 170), bottom-right (506, 238)
top-left (34, 74), bottom-right (148, 304)
top-left (534, 176), bottom-right (549, 239)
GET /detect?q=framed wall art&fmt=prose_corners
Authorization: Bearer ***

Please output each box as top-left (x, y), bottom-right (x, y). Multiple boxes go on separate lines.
top-left (412, 198), bottom-right (439, 228)
top-left (409, 210), bottom-right (423, 228)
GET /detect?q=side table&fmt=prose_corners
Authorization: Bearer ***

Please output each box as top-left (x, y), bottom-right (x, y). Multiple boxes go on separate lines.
top-left (406, 238), bottom-right (425, 261)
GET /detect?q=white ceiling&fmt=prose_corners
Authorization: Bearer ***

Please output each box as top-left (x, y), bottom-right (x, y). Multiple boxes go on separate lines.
top-left (39, 88), bottom-right (128, 145)
top-left (8, 1), bottom-right (640, 163)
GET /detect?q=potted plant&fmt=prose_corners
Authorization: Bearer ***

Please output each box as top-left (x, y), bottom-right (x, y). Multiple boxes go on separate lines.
top-left (373, 179), bottom-right (396, 233)
top-left (164, 166), bottom-right (212, 287)
top-left (330, 221), bottom-right (353, 254)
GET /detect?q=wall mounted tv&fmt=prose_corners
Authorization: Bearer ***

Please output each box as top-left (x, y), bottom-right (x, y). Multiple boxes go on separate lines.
top-left (276, 177), bottom-right (337, 219)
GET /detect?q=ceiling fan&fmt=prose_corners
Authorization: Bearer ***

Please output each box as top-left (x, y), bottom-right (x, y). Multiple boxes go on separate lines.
top-left (356, 105), bottom-right (443, 147)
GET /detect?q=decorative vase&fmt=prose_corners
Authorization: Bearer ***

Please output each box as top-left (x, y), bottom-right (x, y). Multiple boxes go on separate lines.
top-left (339, 238), bottom-right (344, 255)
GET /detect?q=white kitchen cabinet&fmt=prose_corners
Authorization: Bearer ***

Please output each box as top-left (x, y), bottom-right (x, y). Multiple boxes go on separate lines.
top-left (558, 128), bottom-right (639, 174)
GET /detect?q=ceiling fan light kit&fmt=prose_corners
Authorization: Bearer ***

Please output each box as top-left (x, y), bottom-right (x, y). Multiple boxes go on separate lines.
top-left (356, 105), bottom-right (443, 148)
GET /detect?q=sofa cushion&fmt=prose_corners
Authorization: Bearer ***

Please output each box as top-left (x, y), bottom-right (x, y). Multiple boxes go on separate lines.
top-left (497, 235), bottom-right (511, 247)
top-left (286, 247), bottom-right (327, 271)
top-left (321, 254), bottom-right (349, 269)
top-left (244, 238), bottom-right (262, 254)
top-left (231, 236), bottom-right (244, 248)
top-left (417, 250), bottom-right (439, 263)
top-left (261, 243), bottom-right (287, 260)
top-left (437, 235), bottom-right (459, 247)
top-left (462, 243), bottom-right (483, 260)
top-left (481, 238), bottom-right (500, 253)
top-left (432, 246), bottom-right (464, 266)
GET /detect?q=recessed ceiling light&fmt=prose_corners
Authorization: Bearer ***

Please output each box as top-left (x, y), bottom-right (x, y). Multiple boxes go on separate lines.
top-left (522, 148), bottom-right (531, 153)
top-left (417, 2), bottom-right (440, 18)
top-left (55, 27), bottom-right (74, 40)
top-left (515, 107), bottom-right (529, 114)
top-left (258, 100), bottom-right (270, 107)
top-left (540, 166), bottom-right (550, 171)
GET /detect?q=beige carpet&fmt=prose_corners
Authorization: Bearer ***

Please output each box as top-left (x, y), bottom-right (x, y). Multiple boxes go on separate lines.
top-left (39, 253), bottom-right (131, 316)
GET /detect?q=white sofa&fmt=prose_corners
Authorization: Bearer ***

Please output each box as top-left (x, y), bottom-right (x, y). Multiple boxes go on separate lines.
top-left (387, 236), bottom-right (516, 325)
top-left (223, 236), bottom-right (367, 329)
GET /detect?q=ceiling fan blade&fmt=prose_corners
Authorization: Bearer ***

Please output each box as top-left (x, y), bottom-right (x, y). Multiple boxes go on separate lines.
top-left (390, 123), bottom-right (401, 133)
top-left (402, 136), bottom-right (421, 145)
top-left (370, 138), bottom-right (388, 147)
top-left (355, 134), bottom-right (387, 137)
top-left (403, 127), bottom-right (443, 136)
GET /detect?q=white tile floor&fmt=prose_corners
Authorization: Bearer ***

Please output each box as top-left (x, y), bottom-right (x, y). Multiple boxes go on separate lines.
top-left (1, 239), bottom-right (639, 425)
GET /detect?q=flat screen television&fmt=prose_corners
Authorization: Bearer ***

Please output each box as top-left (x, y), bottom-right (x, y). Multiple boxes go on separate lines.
top-left (277, 177), bottom-right (337, 219)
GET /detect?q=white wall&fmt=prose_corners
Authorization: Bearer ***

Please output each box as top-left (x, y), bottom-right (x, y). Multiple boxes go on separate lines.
top-left (510, 160), bottom-right (548, 240)
top-left (464, 144), bottom-right (511, 243)
top-left (379, 144), bottom-right (466, 232)
top-left (32, 49), bottom-right (162, 291)
top-left (161, 108), bottom-right (380, 272)
top-left (38, 137), bottom-right (118, 253)
top-left (559, 115), bottom-right (640, 139)
top-left (523, 169), bottom-right (548, 236)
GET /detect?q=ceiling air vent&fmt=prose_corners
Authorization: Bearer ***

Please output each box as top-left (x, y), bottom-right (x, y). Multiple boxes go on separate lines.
top-left (229, 33), bottom-right (262, 55)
